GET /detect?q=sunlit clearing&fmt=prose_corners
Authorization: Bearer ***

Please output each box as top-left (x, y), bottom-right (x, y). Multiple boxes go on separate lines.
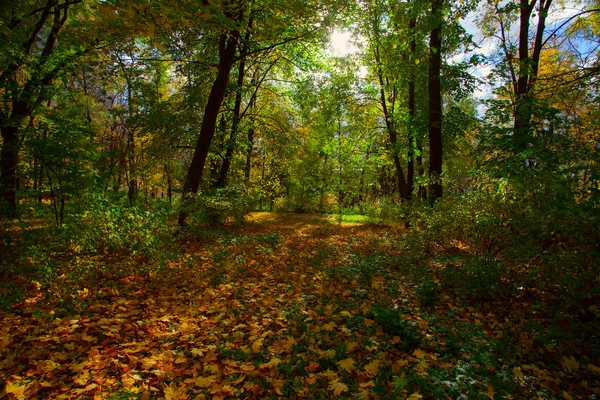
top-left (329, 30), bottom-right (358, 56)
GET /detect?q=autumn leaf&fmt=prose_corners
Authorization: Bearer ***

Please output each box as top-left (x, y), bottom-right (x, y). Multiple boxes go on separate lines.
top-left (561, 356), bottom-right (579, 372)
top-left (337, 357), bottom-right (355, 373)
top-left (37, 359), bottom-right (57, 372)
top-left (587, 364), bottom-right (600, 374)
top-left (328, 380), bottom-right (349, 396)
top-left (364, 360), bottom-right (380, 377)
top-left (513, 366), bottom-right (524, 380)
top-left (563, 391), bottom-right (573, 400)
top-left (252, 338), bottom-right (263, 353)
top-left (412, 349), bottom-right (426, 359)
top-left (5, 383), bottom-right (26, 400)
top-left (164, 383), bottom-right (189, 400)
top-left (284, 336), bottom-right (297, 353)
top-left (407, 392), bottom-right (423, 399)
top-left (261, 357), bottom-right (282, 369)
top-left (191, 348), bottom-right (204, 357)
top-left (188, 375), bottom-right (217, 388)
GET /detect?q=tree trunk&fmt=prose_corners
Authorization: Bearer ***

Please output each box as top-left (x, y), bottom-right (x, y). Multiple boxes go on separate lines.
top-left (428, 0), bottom-right (443, 203)
top-left (178, 31), bottom-right (239, 227)
top-left (374, 45), bottom-right (410, 200)
top-left (407, 14), bottom-right (417, 199)
top-left (0, 125), bottom-right (20, 217)
top-left (513, 0), bottom-right (551, 153)
top-left (215, 18), bottom-right (253, 189)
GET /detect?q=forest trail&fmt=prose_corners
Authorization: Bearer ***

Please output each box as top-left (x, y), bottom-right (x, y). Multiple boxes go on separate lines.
top-left (1, 213), bottom-right (597, 399)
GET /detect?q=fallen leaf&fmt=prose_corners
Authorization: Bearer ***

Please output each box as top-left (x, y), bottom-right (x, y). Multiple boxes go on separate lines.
top-left (329, 380), bottom-right (349, 396)
top-left (5, 383), bottom-right (26, 400)
top-left (412, 349), bottom-right (426, 359)
top-left (364, 360), bottom-right (380, 377)
top-left (561, 356), bottom-right (579, 372)
top-left (338, 357), bottom-right (355, 373)
top-left (261, 357), bottom-right (282, 369)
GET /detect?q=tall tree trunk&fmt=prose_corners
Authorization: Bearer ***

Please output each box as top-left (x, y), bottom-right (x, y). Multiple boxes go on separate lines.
top-left (215, 18), bottom-right (253, 189)
top-left (374, 45), bottom-right (410, 200)
top-left (407, 14), bottom-right (417, 199)
top-left (0, 125), bottom-right (20, 217)
top-left (514, 0), bottom-right (551, 153)
top-left (178, 31), bottom-right (239, 227)
top-left (428, 0), bottom-right (443, 203)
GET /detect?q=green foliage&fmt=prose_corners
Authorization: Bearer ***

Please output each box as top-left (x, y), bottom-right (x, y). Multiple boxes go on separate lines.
top-left (189, 184), bottom-right (249, 226)
top-left (404, 175), bottom-right (599, 307)
top-left (69, 200), bottom-right (173, 258)
top-left (364, 197), bottom-right (404, 225)
top-left (415, 281), bottom-right (440, 307)
top-left (369, 304), bottom-right (423, 350)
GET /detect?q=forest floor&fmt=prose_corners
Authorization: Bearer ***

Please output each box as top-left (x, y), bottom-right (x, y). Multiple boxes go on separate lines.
top-left (1, 212), bottom-right (598, 399)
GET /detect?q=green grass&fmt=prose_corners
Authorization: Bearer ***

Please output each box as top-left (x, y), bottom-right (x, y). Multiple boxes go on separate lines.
top-left (327, 214), bottom-right (370, 224)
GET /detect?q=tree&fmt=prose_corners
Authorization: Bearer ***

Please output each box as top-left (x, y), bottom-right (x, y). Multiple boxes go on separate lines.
top-left (428, 0), bottom-right (444, 202)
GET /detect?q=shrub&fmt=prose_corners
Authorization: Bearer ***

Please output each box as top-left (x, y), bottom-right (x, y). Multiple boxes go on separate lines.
top-left (69, 202), bottom-right (173, 258)
top-left (188, 183), bottom-right (249, 225)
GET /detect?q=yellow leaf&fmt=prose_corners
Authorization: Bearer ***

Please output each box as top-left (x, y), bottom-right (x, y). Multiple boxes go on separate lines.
top-left (513, 366), bottom-right (524, 379)
top-left (164, 383), bottom-right (189, 400)
top-left (561, 356), bottom-right (579, 372)
top-left (338, 358), bottom-right (355, 373)
top-left (261, 357), bottom-right (282, 369)
top-left (587, 364), bottom-right (600, 374)
top-left (38, 359), bottom-right (57, 372)
top-left (391, 336), bottom-right (401, 344)
top-left (563, 391), bottom-right (573, 400)
top-left (414, 361), bottom-right (429, 376)
top-left (482, 384), bottom-right (495, 399)
top-left (340, 310), bottom-right (353, 318)
top-left (364, 360), bottom-right (380, 377)
top-left (191, 348), bottom-right (204, 357)
top-left (412, 349), bottom-right (426, 359)
top-left (285, 336), bottom-right (297, 353)
top-left (5, 383), bottom-right (26, 400)
top-left (407, 392), bottom-right (423, 399)
top-left (192, 375), bottom-right (217, 388)
top-left (359, 381), bottom-right (375, 388)
top-left (323, 321), bottom-right (337, 330)
top-left (329, 380), bottom-right (349, 396)
top-left (0, 333), bottom-right (12, 351)
top-left (252, 338), bottom-right (263, 353)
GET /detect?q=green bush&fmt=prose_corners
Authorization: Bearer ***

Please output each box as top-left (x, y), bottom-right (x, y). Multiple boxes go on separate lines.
top-left (69, 202), bottom-right (173, 258)
top-left (189, 184), bottom-right (248, 225)
top-left (404, 175), bottom-right (599, 307)
top-left (364, 197), bottom-right (404, 224)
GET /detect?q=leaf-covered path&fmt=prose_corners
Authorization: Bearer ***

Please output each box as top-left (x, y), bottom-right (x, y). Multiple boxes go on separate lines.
top-left (1, 213), bottom-right (598, 399)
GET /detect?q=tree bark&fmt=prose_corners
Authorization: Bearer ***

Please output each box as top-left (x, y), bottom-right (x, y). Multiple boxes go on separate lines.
top-left (215, 19), bottom-right (253, 189)
top-left (0, 125), bottom-right (20, 217)
top-left (513, 0), bottom-right (551, 152)
top-left (407, 14), bottom-right (417, 199)
top-left (374, 45), bottom-right (410, 200)
top-left (428, 0), bottom-right (443, 203)
top-left (178, 31), bottom-right (239, 227)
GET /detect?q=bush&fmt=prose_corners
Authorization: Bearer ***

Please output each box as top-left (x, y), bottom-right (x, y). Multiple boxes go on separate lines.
top-left (69, 202), bottom-right (173, 258)
top-left (403, 175), bottom-right (600, 307)
top-left (364, 197), bottom-right (404, 224)
top-left (188, 183), bottom-right (249, 225)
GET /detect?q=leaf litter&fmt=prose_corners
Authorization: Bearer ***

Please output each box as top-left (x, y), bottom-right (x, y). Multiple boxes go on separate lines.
top-left (1, 213), bottom-right (598, 399)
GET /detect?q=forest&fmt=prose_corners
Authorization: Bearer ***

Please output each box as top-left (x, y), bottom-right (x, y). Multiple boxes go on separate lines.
top-left (1, 0), bottom-right (599, 399)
